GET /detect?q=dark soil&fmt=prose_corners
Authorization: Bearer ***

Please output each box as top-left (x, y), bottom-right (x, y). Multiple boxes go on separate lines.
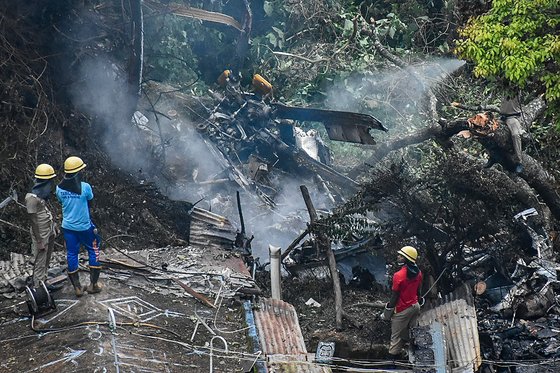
top-left (0, 1), bottom-right (196, 260)
top-left (256, 271), bottom-right (393, 359)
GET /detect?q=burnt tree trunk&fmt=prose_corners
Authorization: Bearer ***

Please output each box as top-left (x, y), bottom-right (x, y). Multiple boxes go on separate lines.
top-left (349, 97), bottom-right (560, 220)
top-left (300, 185), bottom-right (343, 330)
top-left (127, 0), bottom-right (143, 113)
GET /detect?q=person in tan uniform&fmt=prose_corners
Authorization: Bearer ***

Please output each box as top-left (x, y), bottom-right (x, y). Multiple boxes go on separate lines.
top-left (26, 164), bottom-right (59, 290)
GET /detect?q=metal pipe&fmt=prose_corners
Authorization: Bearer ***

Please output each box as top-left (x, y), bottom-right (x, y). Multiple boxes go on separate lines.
top-left (209, 335), bottom-right (228, 373)
top-left (269, 245), bottom-right (281, 300)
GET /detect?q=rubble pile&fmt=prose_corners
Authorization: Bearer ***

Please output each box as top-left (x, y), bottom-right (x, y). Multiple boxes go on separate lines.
top-left (138, 75), bottom-right (386, 209)
top-left (474, 256), bottom-right (560, 370)
top-left (0, 252), bottom-right (66, 297)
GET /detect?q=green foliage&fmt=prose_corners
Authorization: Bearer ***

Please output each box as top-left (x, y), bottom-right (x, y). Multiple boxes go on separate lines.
top-left (143, 16), bottom-right (200, 86)
top-left (455, 0), bottom-right (560, 124)
top-left (358, 0), bottom-right (454, 52)
top-left (143, 12), bottom-right (238, 90)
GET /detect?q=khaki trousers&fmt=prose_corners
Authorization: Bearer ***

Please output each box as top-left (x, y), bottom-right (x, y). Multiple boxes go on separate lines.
top-left (31, 233), bottom-right (55, 287)
top-left (389, 303), bottom-right (421, 355)
top-left (505, 117), bottom-right (525, 164)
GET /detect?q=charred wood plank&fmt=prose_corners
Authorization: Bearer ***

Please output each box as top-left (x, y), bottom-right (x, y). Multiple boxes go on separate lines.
top-left (128, 0), bottom-right (143, 99)
top-left (172, 278), bottom-right (216, 309)
top-left (281, 227), bottom-right (310, 261)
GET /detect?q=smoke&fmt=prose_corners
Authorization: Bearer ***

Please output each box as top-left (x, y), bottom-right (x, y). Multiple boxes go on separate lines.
top-left (69, 56), bottom-right (333, 260)
top-left (70, 58), bottom-right (153, 174)
top-left (325, 58), bottom-right (466, 131)
top-left (69, 53), bottom-right (463, 261)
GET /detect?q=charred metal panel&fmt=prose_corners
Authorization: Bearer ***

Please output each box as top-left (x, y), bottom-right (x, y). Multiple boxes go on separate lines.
top-left (416, 284), bottom-right (481, 373)
top-left (412, 322), bottom-right (446, 373)
top-left (324, 122), bottom-right (376, 144)
top-left (272, 103), bottom-right (387, 145)
top-left (189, 207), bottom-right (237, 249)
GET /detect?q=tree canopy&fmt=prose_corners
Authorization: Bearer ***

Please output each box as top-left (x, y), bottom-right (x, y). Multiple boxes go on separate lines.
top-left (455, 0), bottom-right (560, 123)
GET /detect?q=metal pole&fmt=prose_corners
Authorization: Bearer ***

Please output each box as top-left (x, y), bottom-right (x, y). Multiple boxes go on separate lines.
top-left (269, 245), bottom-right (281, 300)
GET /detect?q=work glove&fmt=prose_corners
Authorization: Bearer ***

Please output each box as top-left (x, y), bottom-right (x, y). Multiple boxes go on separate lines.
top-left (380, 304), bottom-right (394, 321)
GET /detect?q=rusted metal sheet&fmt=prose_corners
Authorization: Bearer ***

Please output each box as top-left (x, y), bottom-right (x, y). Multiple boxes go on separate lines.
top-left (253, 298), bottom-right (307, 355)
top-left (252, 298), bottom-right (332, 372)
top-left (417, 284), bottom-right (481, 373)
top-left (268, 361), bottom-right (331, 373)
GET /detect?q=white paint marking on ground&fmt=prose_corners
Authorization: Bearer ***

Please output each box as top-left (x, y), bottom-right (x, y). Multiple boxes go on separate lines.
top-left (24, 348), bottom-right (86, 372)
top-left (99, 296), bottom-right (184, 322)
top-left (36, 299), bottom-right (79, 324)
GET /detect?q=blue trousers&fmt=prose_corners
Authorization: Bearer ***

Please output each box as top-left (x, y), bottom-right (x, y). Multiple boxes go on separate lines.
top-left (63, 227), bottom-right (101, 272)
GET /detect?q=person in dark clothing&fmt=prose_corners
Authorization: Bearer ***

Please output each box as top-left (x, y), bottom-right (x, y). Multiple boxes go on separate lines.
top-left (56, 156), bottom-right (101, 297)
top-left (499, 95), bottom-right (526, 174)
top-left (381, 246), bottom-right (423, 358)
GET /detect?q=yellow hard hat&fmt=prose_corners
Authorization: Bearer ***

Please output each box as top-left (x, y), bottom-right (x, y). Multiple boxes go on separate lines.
top-left (397, 246), bottom-right (418, 263)
top-left (34, 164), bottom-right (56, 180)
top-left (217, 70), bottom-right (231, 87)
top-left (252, 74), bottom-right (273, 95)
top-left (64, 156), bottom-right (86, 174)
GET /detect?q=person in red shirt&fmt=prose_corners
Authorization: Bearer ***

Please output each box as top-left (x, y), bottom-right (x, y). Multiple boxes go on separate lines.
top-left (381, 246), bottom-right (423, 358)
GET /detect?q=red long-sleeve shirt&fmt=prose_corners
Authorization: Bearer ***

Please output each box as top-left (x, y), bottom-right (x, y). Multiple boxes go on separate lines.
top-left (392, 266), bottom-right (422, 313)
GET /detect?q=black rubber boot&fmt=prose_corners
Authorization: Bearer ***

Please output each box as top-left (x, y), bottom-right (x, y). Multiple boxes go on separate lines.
top-left (68, 271), bottom-right (83, 297)
top-left (86, 267), bottom-right (102, 294)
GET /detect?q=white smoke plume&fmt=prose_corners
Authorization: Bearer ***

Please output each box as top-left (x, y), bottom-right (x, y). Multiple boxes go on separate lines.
top-left (69, 54), bottom-right (464, 260)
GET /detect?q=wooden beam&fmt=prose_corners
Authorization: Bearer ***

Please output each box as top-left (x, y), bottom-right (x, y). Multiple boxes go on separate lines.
top-left (300, 185), bottom-right (343, 330)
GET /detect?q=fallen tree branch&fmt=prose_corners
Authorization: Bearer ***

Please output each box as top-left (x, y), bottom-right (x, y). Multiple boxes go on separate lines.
top-left (360, 19), bottom-right (439, 122)
top-left (450, 102), bottom-right (500, 113)
top-left (281, 227), bottom-right (310, 261)
top-left (272, 51), bottom-right (327, 64)
top-left (144, 0), bottom-right (243, 31)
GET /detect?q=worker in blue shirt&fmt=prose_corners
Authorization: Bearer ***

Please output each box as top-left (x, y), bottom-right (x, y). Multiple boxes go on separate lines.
top-left (56, 156), bottom-right (102, 297)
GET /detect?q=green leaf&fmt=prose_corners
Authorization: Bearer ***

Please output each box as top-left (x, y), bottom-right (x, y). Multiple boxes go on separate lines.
top-left (266, 32), bottom-right (277, 47)
top-left (272, 26), bottom-right (284, 38)
top-left (264, 1), bottom-right (274, 16)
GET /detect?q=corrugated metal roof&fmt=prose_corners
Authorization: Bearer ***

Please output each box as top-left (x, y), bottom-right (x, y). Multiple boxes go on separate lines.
top-left (189, 207), bottom-right (237, 249)
top-left (252, 298), bottom-right (332, 372)
top-left (417, 284), bottom-right (481, 372)
top-left (268, 361), bottom-right (332, 373)
top-left (253, 298), bottom-right (307, 355)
